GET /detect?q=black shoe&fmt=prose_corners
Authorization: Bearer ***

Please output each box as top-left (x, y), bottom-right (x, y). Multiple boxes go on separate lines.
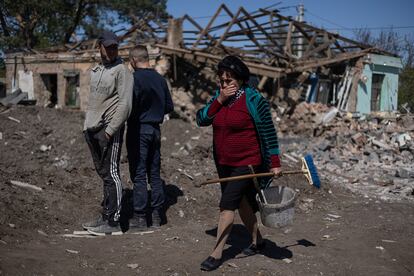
top-left (200, 256), bottom-right (222, 271)
top-left (82, 216), bottom-right (106, 230)
top-left (151, 212), bottom-right (161, 228)
top-left (86, 222), bottom-right (122, 236)
top-left (242, 242), bottom-right (266, 256)
top-left (129, 214), bottom-right (147, 232)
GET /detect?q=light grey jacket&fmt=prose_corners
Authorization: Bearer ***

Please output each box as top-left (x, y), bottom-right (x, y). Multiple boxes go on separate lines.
top-left (84, 58), bottom-right (133, 136)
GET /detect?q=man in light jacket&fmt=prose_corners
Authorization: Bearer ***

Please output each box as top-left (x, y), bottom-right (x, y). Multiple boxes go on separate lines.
top-left (82, 30), bottom-right (133, 235)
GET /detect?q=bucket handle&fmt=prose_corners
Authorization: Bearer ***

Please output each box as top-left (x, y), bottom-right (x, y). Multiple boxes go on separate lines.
top-left (248, 165), bottom-right (268, 205)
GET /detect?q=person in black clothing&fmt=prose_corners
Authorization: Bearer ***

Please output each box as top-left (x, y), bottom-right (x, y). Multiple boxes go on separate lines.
top-left (126, 45), bottom-right (174, 231)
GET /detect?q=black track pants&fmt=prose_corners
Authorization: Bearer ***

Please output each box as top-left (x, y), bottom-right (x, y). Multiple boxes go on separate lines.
top-left (84, 126), bottom-right (124, 224)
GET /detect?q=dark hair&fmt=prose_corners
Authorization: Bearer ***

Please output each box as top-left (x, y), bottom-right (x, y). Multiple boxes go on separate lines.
top-left (217, 55), bottom-right (250, 82)
top-left (129, 45), bottom-right (149, 62)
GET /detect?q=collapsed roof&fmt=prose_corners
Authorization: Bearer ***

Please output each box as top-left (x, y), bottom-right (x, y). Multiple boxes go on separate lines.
top-left (6, 4), bottom-right (397, 80)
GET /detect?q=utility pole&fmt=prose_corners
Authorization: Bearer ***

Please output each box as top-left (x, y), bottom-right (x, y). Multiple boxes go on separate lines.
top-left (297, 3), bottom-right (305, 58)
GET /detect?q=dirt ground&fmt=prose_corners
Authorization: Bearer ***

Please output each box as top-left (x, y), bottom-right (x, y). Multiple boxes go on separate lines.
top-left (0, 106), bottom-right (413, 276)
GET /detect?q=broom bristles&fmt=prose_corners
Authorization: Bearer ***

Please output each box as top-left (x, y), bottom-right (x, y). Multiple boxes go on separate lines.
top-left (303, 154), bottom-right (321, 188)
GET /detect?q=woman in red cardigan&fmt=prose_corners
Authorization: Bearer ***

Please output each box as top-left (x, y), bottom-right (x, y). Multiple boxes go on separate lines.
top-left (197, 56), bottom-right (282, 271)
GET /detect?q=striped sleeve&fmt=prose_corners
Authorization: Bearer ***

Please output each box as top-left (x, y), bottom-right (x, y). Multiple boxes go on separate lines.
top-left (256, 96), bottom-right (280, 166)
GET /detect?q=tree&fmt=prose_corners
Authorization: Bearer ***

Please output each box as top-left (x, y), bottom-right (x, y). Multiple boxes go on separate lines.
top-left (0, 0), bottom-right (168, 50)
top-left (0, 56), bottom-right (4, 78)
top-left (398, 67), bottom-right (414, 111)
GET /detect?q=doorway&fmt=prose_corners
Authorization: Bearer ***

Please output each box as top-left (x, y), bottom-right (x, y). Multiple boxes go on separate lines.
top-left (40, 74), bottom-right (58, 107)
top-left (65, 74), bottom-right (80, 108)
top-left (371, 74), bottom-right (384, 112)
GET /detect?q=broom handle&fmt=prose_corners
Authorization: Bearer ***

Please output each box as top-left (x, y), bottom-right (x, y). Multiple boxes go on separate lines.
top-left (200, 170), bottom-right (306, 185)
top-left (282, 170), bottom-right (306, 175)
top-left (201, 172), bottom-right (274, 185)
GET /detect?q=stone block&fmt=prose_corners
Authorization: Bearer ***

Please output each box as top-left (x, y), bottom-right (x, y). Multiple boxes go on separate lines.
top-left (351, 133), bottom-right (367, 145)
top-left (395, 168), bottom-right (414, 178)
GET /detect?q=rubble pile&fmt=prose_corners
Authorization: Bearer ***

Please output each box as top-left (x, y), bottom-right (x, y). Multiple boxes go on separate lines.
top-left (275, 102), bottom-right (331, 136)
top-left (170, 87), bottom-right (197, 122)
top-left (279, 104), bottom-right (414, 201)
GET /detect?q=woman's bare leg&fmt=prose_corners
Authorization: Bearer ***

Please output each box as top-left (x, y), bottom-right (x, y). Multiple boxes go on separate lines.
top-left (239, 196), bottom-right (262, 245)
top-left (210, 209), bottom-right (235, 259)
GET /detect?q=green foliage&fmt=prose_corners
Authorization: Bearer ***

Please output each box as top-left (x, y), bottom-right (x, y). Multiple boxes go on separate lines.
top-left (0, 58), bottom-right (5, 78)
top-left (0, 0), bottom-right (168, 50)
top-left (398, 67), bottom-right (414, 111)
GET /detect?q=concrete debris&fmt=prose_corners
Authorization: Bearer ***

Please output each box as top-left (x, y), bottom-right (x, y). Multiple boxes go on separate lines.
top-left (7, 116), bottom-right (21, 123)
top-left (283, 153), bottom-right (299, 163)
top-left (177, 168), bottom-right (193, 180)
top-left (171, 88), bottom-right (196, 122)
top-left (395, 168), bottom-right (414, 178)
top-left (279, 105), bottom-right (414, 201)
top-left (298, 198), bottom-right (314, 212)
top-left (9, 180), bottom-right (43, 192)
top-left (37, 230), bottom-right (48, 236)
top-left (372, 139), bottom-right (393, 151)
top-left (327, 214), bottom-right (341, 219)
top-left (40, 145), bottom-right (52, 152)
top-left (66, 249), bottom-right (79, 254)
top-left (321, 108), bottom-right (338, 125)
top-left (282, 258), bottom-right (293, 264)
top-left (381, 240), bottom-right (397, 243)
top-left (165, 236), bottom-right (180, 241)
top-left (322, 235), bottom-right (335, 240)
top-left (351, 133), bottom-right (367, 146)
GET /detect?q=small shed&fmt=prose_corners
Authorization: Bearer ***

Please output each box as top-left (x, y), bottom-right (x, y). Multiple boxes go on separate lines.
top-left (357, 54), bottom-right (403, 113)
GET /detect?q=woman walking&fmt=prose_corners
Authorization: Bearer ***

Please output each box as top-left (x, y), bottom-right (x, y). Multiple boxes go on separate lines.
top-left (196, 55), bottom-right (282, 271)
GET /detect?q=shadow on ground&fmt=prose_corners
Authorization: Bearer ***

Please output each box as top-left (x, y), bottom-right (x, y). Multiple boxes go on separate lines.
top-left (204, 225), bottom-right (317, 263)
top-left (119, 183), bottom-right (184, 231)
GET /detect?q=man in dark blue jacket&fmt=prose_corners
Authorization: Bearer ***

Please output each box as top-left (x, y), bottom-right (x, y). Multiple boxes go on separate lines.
top-left (126, 45), bottom-right (174, 231)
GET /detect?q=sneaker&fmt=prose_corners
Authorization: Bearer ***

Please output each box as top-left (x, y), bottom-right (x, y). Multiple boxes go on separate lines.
top-left (82, 216), bottom-right (106, 230)
top-left (129, 214), bottom-right (147, 232)
top-left (200, 256), bottom-right (222, 271)
top-left (87, 222), bottom-right (123, 236)
top-left (241, 242), bottom-right (266, 256)
top-left (151, 212), bottom-right (161, 228)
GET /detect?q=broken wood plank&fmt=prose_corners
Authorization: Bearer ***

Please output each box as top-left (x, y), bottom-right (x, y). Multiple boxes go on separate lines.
top-left (9, 180), bottom-right (43, 192)
top-left (192, 4), bottom-right (225, 48)
top-left (300, 34), bottom-right (335, 60)
top-left (215, 7), bottom-right (243, 46)
top-left (8, 116), bottom-right (21, 123)
top-left (285, 21), bottom-right (293, 55)
top-left (0, 88), bottom-right (25, 106)
top-left (62, 229), bottom-right (156, 238)
top-left (291, 49), bottom-right (372, 72)
top-left (240, 7), bottom-right (285, 53)
top-left (62, 234), bottom-right (97, 239)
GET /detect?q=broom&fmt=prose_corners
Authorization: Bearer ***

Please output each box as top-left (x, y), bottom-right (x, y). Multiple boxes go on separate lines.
top-left (198, 154), bottom-right (321, 188)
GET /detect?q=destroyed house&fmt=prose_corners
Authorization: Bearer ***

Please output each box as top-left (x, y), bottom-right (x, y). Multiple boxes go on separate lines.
top-left (2, 4), bottom-right (403, 114)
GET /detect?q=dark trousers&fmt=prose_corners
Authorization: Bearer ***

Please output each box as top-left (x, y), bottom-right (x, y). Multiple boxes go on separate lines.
top-left (126, 126), bottom-right (165, 214)
top-left (84, 126), bottom-right (124, 224)
top-left (216, 164), bottom-right (260, 213)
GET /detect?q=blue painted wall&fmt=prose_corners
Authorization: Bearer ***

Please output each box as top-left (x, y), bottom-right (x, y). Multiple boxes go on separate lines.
top-left (357, 54), bottom-right (403, 114)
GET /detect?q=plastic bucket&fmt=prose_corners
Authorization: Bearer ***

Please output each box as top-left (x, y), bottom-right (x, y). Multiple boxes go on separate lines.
top-left (257, 186), bottom-right (296, 228)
